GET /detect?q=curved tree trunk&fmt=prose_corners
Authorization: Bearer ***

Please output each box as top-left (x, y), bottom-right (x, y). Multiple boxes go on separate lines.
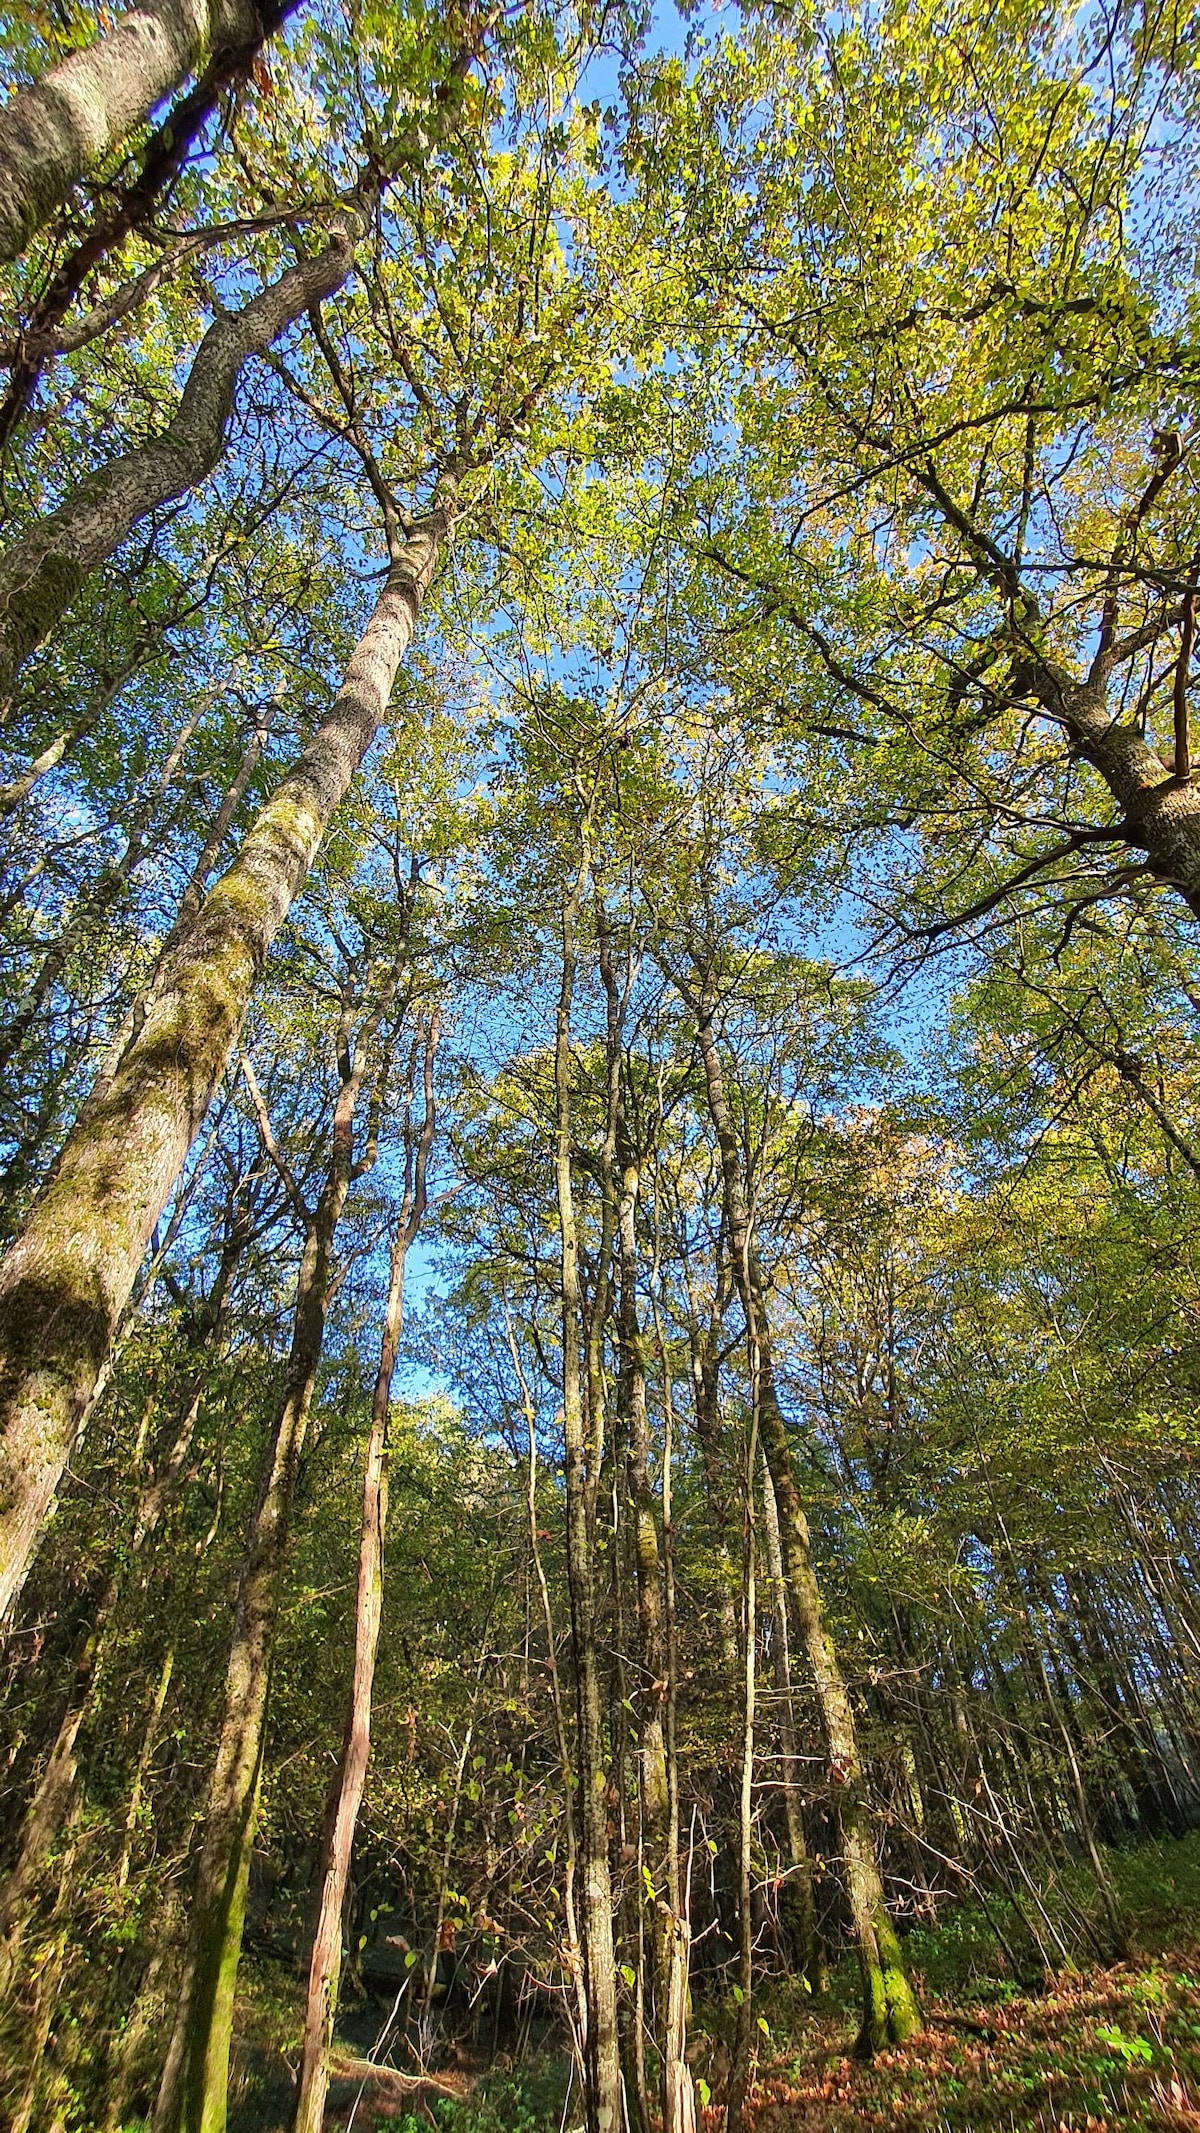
top-left (0, 226), bottom-right (359, 696)
top-left (0, 499), bottom-right (451, 1622)
top-left (0, 0), bottom-right (302, 443)
top-left (0, 0), bottom-right (262, 262)
top-left (724, 1465), bottom-right (756, 2133)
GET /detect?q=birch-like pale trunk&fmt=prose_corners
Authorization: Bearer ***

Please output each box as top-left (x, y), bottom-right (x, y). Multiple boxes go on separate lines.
top-left (0, 227), bottom-right (358, 696)
top-left (291, 1011), bottom-right (439, 2133)
top-left (605, 1096), bottom-right (668, 1856)
top-left (0, 0), bottom-right (262, 261)
top-left (505, 1298), bottom-right (589, 2060)
top-left (647, 1261), bottom-right (696, 2133)
top-left (0, 499), bottom-right (451, 1621)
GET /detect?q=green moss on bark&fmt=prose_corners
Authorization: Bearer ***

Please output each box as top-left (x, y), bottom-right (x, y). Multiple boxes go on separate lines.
top-left (856, 1909), bottom-right (922, 2054)
top-left (0, 550), bottom-right (84, 687)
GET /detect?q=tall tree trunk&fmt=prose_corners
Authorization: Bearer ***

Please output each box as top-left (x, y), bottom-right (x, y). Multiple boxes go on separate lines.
top-left (0, 0), bottom-right (265, 262)
top-left (153, 986), bottom-right (385, 2133)
top-left (0, 498), bottom-right (450, 1621)
top-left (505, 1297), bottom-right (589, 2061)
top-left (292, 1009), bottom-right (439, 2133)
top-left (760, 1458), bottom-right (825, 1994)
top-left (0, 1571), bottom-right (116, 1994)
top-left (116, 1640), bottom-right (176, 1888)
top-left (599, 927), bottom-right (671, 2062)
top-left (677, 1228), bottom-right (740, 1676)
top-left (645, 1188), bottom-right (697, 2133)
top-left (725, 1447), bottom-right (756, 2133)
top-left (691, 1003), bottom-right (920, 2054)
top-left (77, 696), bottom-right (282, 1133)
top-left (554, 835), bottom-right (622, 2133)
top-left (0, 1205), bottom-right (245, 1988)
top-left (615, 1131), bottom-right (668, 1851)
top-left (0, 228), bottom-right (359, 696)
top-left (0, 636), bottom-right (156, 814)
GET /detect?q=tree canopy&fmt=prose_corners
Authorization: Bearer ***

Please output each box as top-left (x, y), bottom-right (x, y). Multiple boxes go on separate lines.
top-left (1, 1), bottom-right (1199, 2129)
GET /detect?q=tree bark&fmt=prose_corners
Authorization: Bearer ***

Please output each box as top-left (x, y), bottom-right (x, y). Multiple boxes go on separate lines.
top-left (615, 1133), bottom-right (668, 1843)
top-left (646, 1258), bottom-right (696, 2133)
top-left (598, 928), bottom-right (671, 2051)
top-left (0, 226), bottom-right (359, 695)
top-left (677, 1230), bottom-right (740, 1676)
top-left (0, 0), bottom-right (262, 262)
top-left (0, 1205), bottom-right (245, 1986)
top-left (0, 497), bottom-right (450, 1622)
top-left (505, 1297), bottom-right (589, 2062)
top-left (291, 1010), bottom-right (439, 2133)
top-left (921, 467), bottom-right (1200, 918)
top-left (0, 637), bottom-right (155, 816)
top-left (0, 0), bottom-right (302, 442)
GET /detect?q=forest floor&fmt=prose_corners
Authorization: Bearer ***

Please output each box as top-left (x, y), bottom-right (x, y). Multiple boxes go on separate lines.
top-left (232, 1836), bottom-right (1200, 2133)
top-left (702, 1835), bottom-right (1200, 2133)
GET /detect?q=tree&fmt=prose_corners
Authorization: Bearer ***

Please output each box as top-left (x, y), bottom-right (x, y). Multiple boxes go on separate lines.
top-left (0, 0), bottom-right (289, 263)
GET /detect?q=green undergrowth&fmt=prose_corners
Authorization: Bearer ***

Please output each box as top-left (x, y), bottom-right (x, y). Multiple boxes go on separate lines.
top-left (721, 1834), bottom-right (1200, 2133)
top-left (136, 1835), bottom-right (1200, 2133)
top-left (372, 2066), bottom-right (572, 2133)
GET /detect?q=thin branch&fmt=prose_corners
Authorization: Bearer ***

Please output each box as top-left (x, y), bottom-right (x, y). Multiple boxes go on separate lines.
top-left (240, 1056), bottom-right (312, 1229)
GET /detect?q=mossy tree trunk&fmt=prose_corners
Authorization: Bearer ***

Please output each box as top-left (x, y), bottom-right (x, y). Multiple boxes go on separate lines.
top-left (0, 499), bottom-right (450, 1622)
top-left (678, 1236), bottom-right (740, 1674)
top-left (725, 1449), bottom-right (756, 2133)
top-left (598, 925), bottom-right (671, 2039)
top-left (0, 1203), bottom-right (249, 1989)
top-left (0, 0), bottom-right (302, 443)
top-left (0, 0), bottom-right (266, 262)
top-left (760, 1458), bottom-right (826, 1994)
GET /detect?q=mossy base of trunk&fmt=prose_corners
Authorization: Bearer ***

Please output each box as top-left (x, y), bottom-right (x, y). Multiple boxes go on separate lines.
top-left (152, 1810), bottom-right (255, 2133)
top-left (854, 1915), bottom-right (921, 2056)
